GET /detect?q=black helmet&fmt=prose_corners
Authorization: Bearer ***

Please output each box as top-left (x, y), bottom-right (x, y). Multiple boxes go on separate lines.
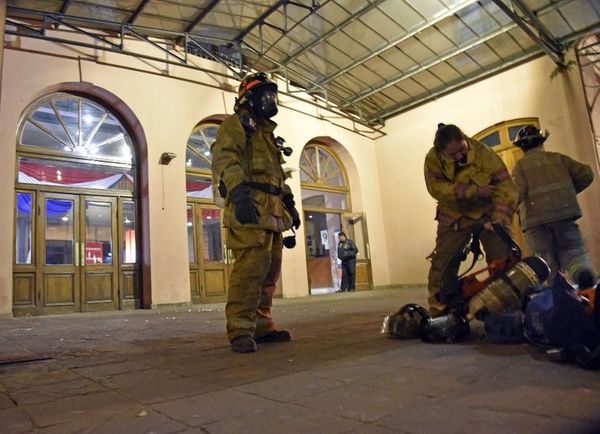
top-left (381, 304), bottom-right (431, 339)
top-left (234, 72), bottom-right (278, 120)
top-left (513, 125), bottom-right (547, 150)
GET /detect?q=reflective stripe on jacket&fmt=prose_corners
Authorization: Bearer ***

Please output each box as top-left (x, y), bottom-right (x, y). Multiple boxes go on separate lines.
top-left (511, 148), bottom-right (594, 231)
top-left (211, 112), bottom-right (293, 232)
top-left (424, 138), bottom-right (518, 226)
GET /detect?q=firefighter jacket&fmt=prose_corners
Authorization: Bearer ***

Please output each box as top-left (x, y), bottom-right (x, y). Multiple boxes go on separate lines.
top-left (211, 111), bottom-right (293, 233)
top-left (424, 137), bottom-right (518, 226)
top-left (511, 148), bottom-right (594, 231)
top-left (337, 239), bottom-right (358, 263)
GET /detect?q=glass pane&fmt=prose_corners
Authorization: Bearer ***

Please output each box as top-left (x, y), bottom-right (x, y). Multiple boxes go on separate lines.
top-left (479, 131), bottom-right (501, 147)
top-left (344, 216), bottom-right (367, 261)
top-left (17, 156), bottom-right (135, 192)
top-left (186, 174), bottom-right (213, 199)
top-left (45, 198), bottom-right (74, 265)
top-left (19, 93), bottom-right (134, 164)
top-left (301, 189), bottom-right (348, 210)
top-left (318, 149), bottom-right (344, 187)
top-left (85, 200), bottom-right (112, 265)
top-left (15, 192), bottom-right (33, 265)
top-left (186, 125), bottom-right (218, 170)
top-left (304, 211), bottom-right (342, 294)
top-left (187, 205), bottom-right (195, 263)
top-left (202, 208), bottom-right (223, 262)
top-left (122, 201), bottom-right (137, 264)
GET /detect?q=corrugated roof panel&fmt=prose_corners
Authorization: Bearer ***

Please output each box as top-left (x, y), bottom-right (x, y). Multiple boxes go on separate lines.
top-left (455, 1), bottom-right (499, 36)
top-left (326, 32), bottom-right (371, 60)
top-left (397, 36), bottom-right (436, 64)
top-left (428, 61), bottom-right (463, 82)
top-left (465, 43), bottom-right (502, 68)
top-left (313, 1), bottom-right (350, 28)
top-left (358, 7), bottom-right (404, 41)
top-left (295, 52), bottom-right (345, 77)
top-left (405, 0), bottom-right (448, 19)
top-left (415, 26), bottom-right (456, 55)
top-left (410, 70), bottom-right (445, 91)
top-left (555, 0), bottom-right (600, 33)
top-left (7, 0), bottom-right (62, 10)
top-left (349, 64), bottom-right (387, 87)
top-left (435, 15), bottom-right (477, 46)
top-left (508, 28), bottom-right (537, 50)
top-left (68, 3), bottom-right (131, 23)
top-left (362, 56), bottom-right (402, 79)
top-left (378, 48), bottom-right (420, 71)
top-left (396, 77), bottom-right (429, 98)
top-left (140, 0), bottom-right (200, 23)
top-left (378, 1), bottom-right (424, 30)
top-left (446, 52), bottom-right (480, 75)
top-left (304, 42), bottom-right (353, 69)
top-left (343, 19), bottom-right (386, 49)
top-left (523, 0), bottom-right (552, 11)
top-left (485, 32), bottom-right (526, 60)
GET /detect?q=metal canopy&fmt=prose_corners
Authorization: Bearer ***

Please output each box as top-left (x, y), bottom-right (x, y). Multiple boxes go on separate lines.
top-left (5, 0), bottom-right (600, 129)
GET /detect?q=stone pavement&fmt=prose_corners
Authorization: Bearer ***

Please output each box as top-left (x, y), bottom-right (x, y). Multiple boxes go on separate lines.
top-left (1, 287), bottom-right (599, 434)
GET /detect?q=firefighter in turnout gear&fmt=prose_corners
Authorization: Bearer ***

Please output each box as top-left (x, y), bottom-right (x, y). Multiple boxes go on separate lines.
top-left (511, 125), bottom-right (596, 287)
top-left (211, 72), bottom-right (301, 353)
top-left (424, 124), bottom-right (518, 317)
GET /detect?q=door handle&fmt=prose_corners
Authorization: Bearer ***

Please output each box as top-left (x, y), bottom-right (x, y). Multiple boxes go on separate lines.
top-left (81, 241), bottom-right (86, 266)
top-left (223, 244), bottom-right (227, 264)
top-left (75, 241), bottom-right (79, 267)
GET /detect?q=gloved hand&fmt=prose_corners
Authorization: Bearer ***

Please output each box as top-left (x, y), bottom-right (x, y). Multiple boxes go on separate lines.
top-left (283, 193), bottom-right (301, 229)
top-left (229, 183), bottom-right (258, 225)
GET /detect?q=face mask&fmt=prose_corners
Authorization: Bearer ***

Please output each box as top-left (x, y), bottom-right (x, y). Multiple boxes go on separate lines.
top-left (259, 90), bottom-right (278, 119)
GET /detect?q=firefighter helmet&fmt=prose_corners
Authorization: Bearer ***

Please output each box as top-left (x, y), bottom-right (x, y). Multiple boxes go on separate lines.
top-left (235, 72), bottom-right (278, 119)
top-left (513, 125), bottom-right (547, 150)
top-left (381, 303), bottom-right (431, 339)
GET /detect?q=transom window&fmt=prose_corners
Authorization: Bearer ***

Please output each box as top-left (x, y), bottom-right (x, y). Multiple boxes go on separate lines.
top-left (16, 93), bottom-right (135, 192)
top-left (474, 117), bottom-right (540, 151)
top-left (186, 122), bottom-right (219, 201)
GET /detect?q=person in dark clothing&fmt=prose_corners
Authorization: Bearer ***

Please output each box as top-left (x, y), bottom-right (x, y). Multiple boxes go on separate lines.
top-left (337, 232), bottom-right (358, 292)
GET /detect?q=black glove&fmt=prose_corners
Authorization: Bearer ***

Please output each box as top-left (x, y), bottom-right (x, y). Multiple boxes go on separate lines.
top-left (229, 183), bottom-right (259, 225)
top-left (283, 193), bottom-right (301, 230)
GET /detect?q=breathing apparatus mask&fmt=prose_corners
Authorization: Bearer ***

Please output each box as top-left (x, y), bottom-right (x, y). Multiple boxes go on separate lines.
top-left (234, 72), bottom-right (278, 121)
top-left (275, 136), bottom-right (293, 157)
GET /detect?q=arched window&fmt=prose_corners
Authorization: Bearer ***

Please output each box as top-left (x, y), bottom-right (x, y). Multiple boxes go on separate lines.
top-left (17, 93), bottom-right (135, 191)
top-left (185, 122), bottom-right (218, 200)
top-left (474, 117), bottom-right (540, 151)
top-left (300, 143), bottom-right (349, 211)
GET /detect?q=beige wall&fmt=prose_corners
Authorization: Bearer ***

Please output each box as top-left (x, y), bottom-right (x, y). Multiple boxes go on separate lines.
top-left (0, 34), bottom-right (390, 313)
top-left (376, 53), bottom-right (600, 286)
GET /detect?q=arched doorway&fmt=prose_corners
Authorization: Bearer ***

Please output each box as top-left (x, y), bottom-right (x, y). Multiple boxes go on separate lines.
top-left (185, 118), bottom-right (230, 303)
top-left (300, 141), bottom-right (372, 294)
top-left (13, 92), bottom-right (140, 315)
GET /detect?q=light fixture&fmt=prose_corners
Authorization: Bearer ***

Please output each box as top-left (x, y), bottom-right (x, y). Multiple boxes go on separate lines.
top-left (186, 222), bottom-right (192, 227)
top-left (61, 216), bottom-right (69, 222)
top-left (159, 152), bottom-right (177, 165)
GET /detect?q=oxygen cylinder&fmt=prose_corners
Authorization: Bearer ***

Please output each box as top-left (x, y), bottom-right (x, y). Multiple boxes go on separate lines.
top-left (467, 256), bottom-right (550, 320)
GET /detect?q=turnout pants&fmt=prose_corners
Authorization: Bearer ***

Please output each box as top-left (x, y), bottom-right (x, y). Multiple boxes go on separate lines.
top-left (341, 259), bottom-right (356, 291)
top-left (523, 219), bottom-right (595, 284)
top-left (427, 217), bottom-right (512, 317)
top-left (225, 228), bottom-right (283, 342)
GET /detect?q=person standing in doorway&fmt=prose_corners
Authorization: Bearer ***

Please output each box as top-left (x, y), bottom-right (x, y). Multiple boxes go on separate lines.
top-left (337, 231), bottom-right (358, 292)
top-left (511, 125), bottom-right (596, 287)
top-left (211, 72), bottom-right (301, 353)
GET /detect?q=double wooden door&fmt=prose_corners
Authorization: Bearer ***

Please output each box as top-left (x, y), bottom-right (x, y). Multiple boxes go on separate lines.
top-left (341, 212), bottom-right (373, 291)
top-left (187, 203), bottom-right (230, 303)
top-left (13, 191), bottom-right (138, 315)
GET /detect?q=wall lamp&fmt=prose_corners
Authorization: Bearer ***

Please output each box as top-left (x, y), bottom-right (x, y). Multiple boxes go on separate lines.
top-left (159, 152), bottom-right (177, 165)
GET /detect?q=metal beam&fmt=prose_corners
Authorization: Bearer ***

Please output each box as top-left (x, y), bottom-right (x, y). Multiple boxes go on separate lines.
top-left (126, 0), bottom-right (151, 25)
top-left (234, 0), bottom-right (287, 42)
top-left (281, 0), bottom-right (386, 66)
top-left (346, 0), bottom-right (574, 106)
top-left (491, 0), bottom-right (565, 66)
top-left (308, 0), bottom-right (480, 91)
top-left (59, 0), bottom-right (72, 14)
top-left (183, 0), bottom-right (219, 34)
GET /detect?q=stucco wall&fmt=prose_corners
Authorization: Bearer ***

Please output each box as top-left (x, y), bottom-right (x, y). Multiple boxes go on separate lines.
top-left (0, 35), bottom-right (390, 313)
top-left (376, 53), bottom-right (600, 286)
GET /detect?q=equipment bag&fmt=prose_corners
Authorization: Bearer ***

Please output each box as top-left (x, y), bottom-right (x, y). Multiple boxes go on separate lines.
top-left (524, 274), bottom-right (600, 369)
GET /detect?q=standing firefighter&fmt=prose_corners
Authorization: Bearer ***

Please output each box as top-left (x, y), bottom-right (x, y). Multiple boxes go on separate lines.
top-left (211, 72), bottom-right (301, 353)
top-left (511, 125), bottom-right (596, 287)
top-left (424, 124), bottom-right (518, 317)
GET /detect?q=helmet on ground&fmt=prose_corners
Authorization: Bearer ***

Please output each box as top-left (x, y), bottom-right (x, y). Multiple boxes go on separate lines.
top-left (235, 72), bottom-right (278, 120)
top-left (381, 304), bottom-right (431, 339)
top-left (513, 125), bottom-right (547, 150)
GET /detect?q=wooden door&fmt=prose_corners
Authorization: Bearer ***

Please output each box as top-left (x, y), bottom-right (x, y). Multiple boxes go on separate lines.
top-left (38, 192), bottom-right (81, 314)
top-left (188, 203), bottom-right (229, 303)
top-left (119, 198), bottom-right (141, 309)
top-left (80, 196), bottom-right (119, 312)
top-left (341, 212), bottom-right (373, 291)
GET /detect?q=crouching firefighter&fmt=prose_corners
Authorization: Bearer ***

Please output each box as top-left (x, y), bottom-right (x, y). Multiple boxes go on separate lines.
top-left (382, 223), bottom-right (550, 343)
top-left (211, 72), bottom-right (301, 353)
